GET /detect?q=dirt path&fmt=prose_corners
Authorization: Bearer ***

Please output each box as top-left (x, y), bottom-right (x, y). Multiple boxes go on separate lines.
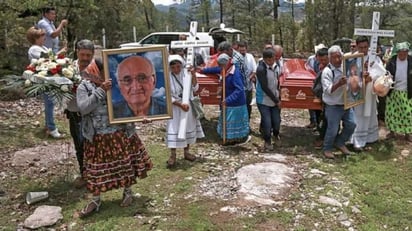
top-left (0, 99), bottom-right (400, 230)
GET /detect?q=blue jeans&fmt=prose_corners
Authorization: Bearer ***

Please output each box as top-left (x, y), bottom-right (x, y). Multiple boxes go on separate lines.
top-left (44, 94), bottom-right (56, 131)
top-left (323, 104), bottom-right (356, 151)
top-left (257, 104), bottom-right (281, 143)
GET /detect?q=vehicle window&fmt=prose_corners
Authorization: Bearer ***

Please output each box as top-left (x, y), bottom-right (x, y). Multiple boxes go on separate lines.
top-left (141, 35), bottom-right (160, 44)
top-left (158, 35), bottom-right (179, 44)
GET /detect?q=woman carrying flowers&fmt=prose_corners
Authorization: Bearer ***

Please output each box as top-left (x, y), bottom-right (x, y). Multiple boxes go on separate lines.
top-left (26, 26), bottom-right (67, 138)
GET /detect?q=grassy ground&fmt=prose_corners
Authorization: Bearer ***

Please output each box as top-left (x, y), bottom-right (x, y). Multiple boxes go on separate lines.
top-left (0, 102), bottom-right (411, 231)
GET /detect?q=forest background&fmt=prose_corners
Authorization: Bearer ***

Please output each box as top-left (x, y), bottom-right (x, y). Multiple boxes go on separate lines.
top-left (0, 0), bottom-right (412, 77)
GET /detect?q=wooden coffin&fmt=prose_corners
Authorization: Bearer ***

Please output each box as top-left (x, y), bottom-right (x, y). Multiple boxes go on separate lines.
top-left (279, 59), bottom-right (322, 110)
top-left (196, 72), bottom-right (221, 105)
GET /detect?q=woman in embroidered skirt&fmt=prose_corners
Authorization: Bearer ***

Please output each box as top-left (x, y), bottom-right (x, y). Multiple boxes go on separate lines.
top-left (385, 42), bottom-right (412, 142)
top-left (75, 59), bottom-right (153, 217)
top-left (214, 53), bottom-right (250, 145)
top-left (166, 55), bottom-right (205, 168)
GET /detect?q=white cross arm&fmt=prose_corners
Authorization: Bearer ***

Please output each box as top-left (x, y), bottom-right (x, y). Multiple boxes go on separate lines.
top-left (170, 40), bottom-right (214, 48)
top-left (354, 28), bottom-right (395, 37)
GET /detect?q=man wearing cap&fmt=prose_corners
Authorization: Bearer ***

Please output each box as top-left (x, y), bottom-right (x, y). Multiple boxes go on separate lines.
top-left (385, 41), bottom-right (412, 142)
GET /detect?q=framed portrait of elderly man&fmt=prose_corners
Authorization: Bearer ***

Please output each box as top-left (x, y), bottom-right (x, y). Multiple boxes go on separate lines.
top-left (343, 53), bottom-right (366, 110)
top-left (102, 46), bottom-right (172, 124)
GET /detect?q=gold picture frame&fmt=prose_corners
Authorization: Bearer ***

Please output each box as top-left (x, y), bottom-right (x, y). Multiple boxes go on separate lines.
top-left (102, 46), bottom-right (172, 124)
top-left (343, 53), bottom-right (365, 110)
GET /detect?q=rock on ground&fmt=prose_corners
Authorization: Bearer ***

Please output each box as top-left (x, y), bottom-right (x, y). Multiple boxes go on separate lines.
top-left (23, 205), bottom-right (63, 229)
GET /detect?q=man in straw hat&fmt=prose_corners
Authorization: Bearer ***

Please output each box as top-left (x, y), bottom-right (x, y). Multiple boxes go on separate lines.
top-left (385, 41), bottom-right (412, 142)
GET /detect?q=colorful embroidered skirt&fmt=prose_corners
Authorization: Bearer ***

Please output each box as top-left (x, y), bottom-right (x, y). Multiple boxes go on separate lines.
top-left (217, 105), bottom-right (249, 143)
top-left (385, 90), bottom-right (412, 134)
top-left (83, 131), bottom-right (153, 194)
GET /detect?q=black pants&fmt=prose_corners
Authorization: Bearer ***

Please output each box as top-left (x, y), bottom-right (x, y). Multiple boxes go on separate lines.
top-left (377, 96), bottom-right (386, 121)
top-left (245, 90), bottom-right (253, 120)
top-left (65, 110), bottom-right (84, 175)
top-left (317, 108), bottom-right (327, 139)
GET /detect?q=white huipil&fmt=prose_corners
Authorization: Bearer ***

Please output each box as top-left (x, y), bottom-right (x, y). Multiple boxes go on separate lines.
top-left (166, 67), bottom-right (204, 148)
top-left (350, 54), bottom-right (381, 148)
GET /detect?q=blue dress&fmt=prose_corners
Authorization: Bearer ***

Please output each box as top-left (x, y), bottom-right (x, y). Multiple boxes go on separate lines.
top-left (215, 65), bottom-right (249, 143)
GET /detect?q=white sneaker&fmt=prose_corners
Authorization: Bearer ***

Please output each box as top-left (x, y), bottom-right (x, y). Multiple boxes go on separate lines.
top-left (49, 129), bottom-right (64, 139)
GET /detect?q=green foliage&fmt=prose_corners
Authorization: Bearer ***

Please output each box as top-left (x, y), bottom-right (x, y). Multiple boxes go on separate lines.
top-left (1, 0), bottom-right (412, 75)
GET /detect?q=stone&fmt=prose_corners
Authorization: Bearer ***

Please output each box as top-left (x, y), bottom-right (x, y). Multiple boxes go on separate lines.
top-left (351, 206), bottom-right (361, 214)
top-left (318, 196), bottom-right (343, 207)
top-left (401, 149), bottom-right (409, 158)
top-left (236, 162), bottom-right (297, 205)
top-left (340, 220), bottom-right (352, 227)
top-left (23, 205), bottom-right (63, 229)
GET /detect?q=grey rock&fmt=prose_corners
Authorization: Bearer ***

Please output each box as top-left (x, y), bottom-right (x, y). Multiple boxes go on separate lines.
top-left (319, 196), bottom-right (342, 207)
top-left (23, 205), bottom-right (63, 229)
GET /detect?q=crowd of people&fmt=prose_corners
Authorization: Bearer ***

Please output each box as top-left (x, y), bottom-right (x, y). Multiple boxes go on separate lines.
top-left (23, 6), bottom-right (411, 218)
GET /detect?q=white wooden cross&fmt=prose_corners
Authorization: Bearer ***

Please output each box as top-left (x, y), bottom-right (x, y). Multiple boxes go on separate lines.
top-left (354, 11), bottom-right (395, 64)
top-left (170, 21), bottom-right (213, 139)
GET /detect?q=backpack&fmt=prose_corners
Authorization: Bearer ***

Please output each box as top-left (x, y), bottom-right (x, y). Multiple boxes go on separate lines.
top-left (312, 64), bottom-right (333, 99)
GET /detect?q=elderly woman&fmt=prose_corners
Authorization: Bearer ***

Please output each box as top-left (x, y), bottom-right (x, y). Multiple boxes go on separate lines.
top-left (26, 26), bottom-right (66, 138)
top-left (76, 59), bottom-right (153, 217)
top-left (166, 55), bottom-right (205, 168)
top-left (385, 42), bottom-right (412, 142)
top-left (202, 53), bottom-right (250, 145)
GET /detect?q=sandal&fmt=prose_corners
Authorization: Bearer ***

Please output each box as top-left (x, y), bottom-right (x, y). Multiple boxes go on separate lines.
top-left (184, 152), bottom-right (196, 162)
top-left (166, 154), bottom-right (176, 168)
top-left (337, 145), bottom-right (352, 155)
top-left (323, 151), bottom-right (335, 159)
top-left (79, 199), bottom-right (101, 218)
top-left (120, 192), bottom-right (134, 207)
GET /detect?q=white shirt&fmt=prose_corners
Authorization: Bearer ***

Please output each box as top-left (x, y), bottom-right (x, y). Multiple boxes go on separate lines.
top-left (395, 58), bottom-right (408, 91)
top-left (28, 45), bottom-right (48, 60)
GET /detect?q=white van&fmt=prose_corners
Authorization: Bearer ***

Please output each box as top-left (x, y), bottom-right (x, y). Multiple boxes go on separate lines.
top-left (123, 32), bottom-right (213, 49)
top-left (120, 32), bottom-right (215, 65)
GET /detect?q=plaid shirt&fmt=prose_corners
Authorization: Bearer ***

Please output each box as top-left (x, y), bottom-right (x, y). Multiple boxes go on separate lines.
top-left (232, 50), bottom-right (250, 90)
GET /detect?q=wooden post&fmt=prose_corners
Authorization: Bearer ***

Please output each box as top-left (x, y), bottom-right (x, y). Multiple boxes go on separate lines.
top-left (102, 28), bottom-right (106, 48)
top-left (222, 68), bottom-right (226, 144)
top-left (133, 26), bottom-right (136, 42)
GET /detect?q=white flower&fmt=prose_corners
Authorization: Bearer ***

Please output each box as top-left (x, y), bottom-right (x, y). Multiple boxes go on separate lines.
top-left (56, 59), bottom-right (67, 65)
top-left (30, 59), bottom-right (39, 65)
top-left (24, 79), bottom-right (32, 87)
top-left (36, 64), bottom-right (49, 72)
top-left (38, 71), bottom-right (48, 76)
top-left (23, 70), bottom-right (34, 78)
top-left (62, 68), bottom-right (74, 79)
top-left (73, 74), bottom-right (81, 82)
top-left (38, 58), bottom-right (46, 64)
top-left (47, 62), bottom-right (57, 69)
top-left (61, 85), bottom-right (69, 92)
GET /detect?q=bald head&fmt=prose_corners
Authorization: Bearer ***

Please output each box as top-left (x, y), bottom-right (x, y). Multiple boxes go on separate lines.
top-left (116, 56), bottom-right (156, 115)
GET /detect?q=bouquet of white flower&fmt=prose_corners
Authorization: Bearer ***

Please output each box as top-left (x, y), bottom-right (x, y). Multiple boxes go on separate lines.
top-left (3, 49), bottom-right (81, 105)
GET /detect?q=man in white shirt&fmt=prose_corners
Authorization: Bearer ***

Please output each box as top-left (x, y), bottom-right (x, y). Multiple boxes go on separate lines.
top-left (238, 41), bottom-right (257, 120)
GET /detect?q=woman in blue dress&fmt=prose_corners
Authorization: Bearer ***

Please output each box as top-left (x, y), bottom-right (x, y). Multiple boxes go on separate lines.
top-left (203, 53), bottom-right (250, 145)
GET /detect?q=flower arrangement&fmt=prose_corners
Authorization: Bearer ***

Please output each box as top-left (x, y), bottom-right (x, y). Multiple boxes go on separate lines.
top-left (23, 49), bottom-right (81, 88)
top-left (3, 49), bottom-right (81, 105)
